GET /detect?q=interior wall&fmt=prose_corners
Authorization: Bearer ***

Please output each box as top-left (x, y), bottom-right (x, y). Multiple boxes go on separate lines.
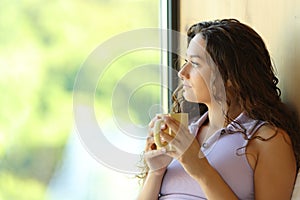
top-left (180, 0), bottom-right (300, 116)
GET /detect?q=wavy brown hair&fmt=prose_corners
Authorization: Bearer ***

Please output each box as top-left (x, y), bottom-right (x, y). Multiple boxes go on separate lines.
top-left (173, 18), bottom-right (300, 166)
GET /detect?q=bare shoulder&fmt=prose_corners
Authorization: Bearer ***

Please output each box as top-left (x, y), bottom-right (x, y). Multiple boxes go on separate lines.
top-left (247, 124), bottom-right (297, 199)
top-left (246, 124), bottom-right (296, 170)
top-left (247, 124), bottom-right (295, 160)
top-left (253, 124), bottom-right (293, 151)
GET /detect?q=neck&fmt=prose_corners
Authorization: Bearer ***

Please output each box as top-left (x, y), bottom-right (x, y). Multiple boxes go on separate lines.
top-left (206, 101), bottom-right (242, 130)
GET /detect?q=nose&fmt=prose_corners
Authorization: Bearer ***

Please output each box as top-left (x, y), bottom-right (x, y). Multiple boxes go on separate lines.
top-left (178, 62), bottom-right (190, 80)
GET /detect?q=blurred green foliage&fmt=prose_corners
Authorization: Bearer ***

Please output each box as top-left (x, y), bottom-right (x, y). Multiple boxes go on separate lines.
top-left (0, 0), bottom-right (159, 199)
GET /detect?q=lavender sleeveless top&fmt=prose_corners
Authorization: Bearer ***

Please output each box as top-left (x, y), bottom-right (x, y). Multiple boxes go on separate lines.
top-left (160, 112), bottom-right (267, 200)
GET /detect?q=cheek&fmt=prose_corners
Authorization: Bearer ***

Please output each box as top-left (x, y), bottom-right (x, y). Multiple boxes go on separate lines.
top-left (195, 82), bottom-right (210, 97)
top-left (193, 72), bottom-right (209, 91)
top-left (195, 76), bottom-right (211, 98)
top-left (185, 79), bottom-right (208, 102)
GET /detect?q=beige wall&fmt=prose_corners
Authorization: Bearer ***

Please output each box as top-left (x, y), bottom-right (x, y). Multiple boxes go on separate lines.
top-left (180, 0), bottom-right (300, 115)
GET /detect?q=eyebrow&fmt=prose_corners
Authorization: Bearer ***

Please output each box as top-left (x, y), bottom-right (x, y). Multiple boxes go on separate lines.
top-left (188, 54), bottom-right (205, 61)
top-left (190, 55), bottom-right (202, 58)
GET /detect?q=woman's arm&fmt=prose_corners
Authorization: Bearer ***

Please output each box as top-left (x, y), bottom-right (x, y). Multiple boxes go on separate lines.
top-left (137, 171), bottom-right (164, 200)
top-left (137, 148), bottom-right (172, 200)
top-left (137, 115), bottom-right (173, 200)
top-left (248, 126), bottom-right (297, 200)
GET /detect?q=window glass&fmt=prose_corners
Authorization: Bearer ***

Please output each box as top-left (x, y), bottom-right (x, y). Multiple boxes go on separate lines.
top-left (0, 0), bottom-right (160, 199)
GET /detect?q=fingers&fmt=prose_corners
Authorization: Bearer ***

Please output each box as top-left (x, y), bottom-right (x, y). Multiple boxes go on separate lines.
top-left (149, 116), bottom-right (182, 146)
top-left (148, 115), bottom-right (169, 129)
top-left (163, 116), bottom-right (181, 133)
top-left (148, 115), bottom-right (163, 129)
top-left (148, 115), bottom-right (167, 138)
top-left (160, 131), bottom-right (174, 143)
top-left (146, 116), bottom-right (169, 152)
top-left (147, 136), bottom-right (154, 143)
top-left (144, 148), bottom-right (167, 158)
top-left (145, 136), bottom-right (156, 151)
top-left (146, 115), bottom-right (182, 152)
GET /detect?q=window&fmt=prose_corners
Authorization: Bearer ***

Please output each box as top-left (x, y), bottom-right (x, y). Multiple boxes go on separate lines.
top-left (0, 0), bottom-right (165, 199)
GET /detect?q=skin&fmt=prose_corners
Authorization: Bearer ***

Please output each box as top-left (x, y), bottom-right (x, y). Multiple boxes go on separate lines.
top-left (137, 34), bottom-right (296, 200)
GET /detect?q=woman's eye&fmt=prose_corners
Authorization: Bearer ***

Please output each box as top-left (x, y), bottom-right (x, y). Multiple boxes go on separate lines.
top-left (183, 59), bottom-right (200, 68)
top-left (191, 61), bottom-right (199, 68)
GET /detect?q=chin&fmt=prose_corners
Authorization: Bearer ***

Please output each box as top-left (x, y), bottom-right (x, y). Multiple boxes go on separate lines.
top-left (183, 93), bottom-right (199, 103)
top-left (183, 92), bottom-right (207, 104)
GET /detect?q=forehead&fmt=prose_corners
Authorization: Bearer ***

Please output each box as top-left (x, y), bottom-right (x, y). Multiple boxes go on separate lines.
top-left (186, 34), bottom-right (207, 58)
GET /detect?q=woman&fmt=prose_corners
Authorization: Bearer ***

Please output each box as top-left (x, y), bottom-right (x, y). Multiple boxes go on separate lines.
top-left (137, 19), bottom-right (300, 199)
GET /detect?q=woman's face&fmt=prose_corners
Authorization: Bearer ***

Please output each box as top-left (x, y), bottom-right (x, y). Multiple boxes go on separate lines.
top-left (178, 34), bottom-right (212, 104)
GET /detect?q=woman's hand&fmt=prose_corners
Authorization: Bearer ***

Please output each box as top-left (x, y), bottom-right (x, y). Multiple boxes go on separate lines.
top-left (143, 116), bottom-right (173, 176)
top-left (161, 115), bottom-right (205, 176)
